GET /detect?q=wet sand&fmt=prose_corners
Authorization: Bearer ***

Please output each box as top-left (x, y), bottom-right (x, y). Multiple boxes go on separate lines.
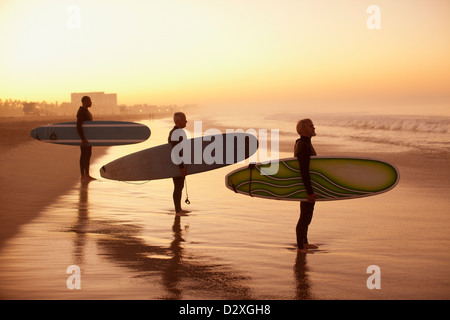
top-left (0, 116), bottom-right (449, 300)
top-left (0, 115), bottom-right (152, 250)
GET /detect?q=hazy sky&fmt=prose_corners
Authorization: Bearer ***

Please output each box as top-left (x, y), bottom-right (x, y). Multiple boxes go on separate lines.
top-left (0, 0), bottom-right (449, 115)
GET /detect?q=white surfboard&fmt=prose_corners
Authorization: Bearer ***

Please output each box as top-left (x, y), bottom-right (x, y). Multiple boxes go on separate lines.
top-left (100, 132), bottom-right (258, 181)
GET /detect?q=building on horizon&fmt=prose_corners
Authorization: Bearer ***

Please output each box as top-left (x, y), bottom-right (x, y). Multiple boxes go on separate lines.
top-left (71, 92), bottom-right (118, 114)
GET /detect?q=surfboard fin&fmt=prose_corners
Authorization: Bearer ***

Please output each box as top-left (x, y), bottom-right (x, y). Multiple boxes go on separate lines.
top-left (184, 179), bottom-right (190, 205)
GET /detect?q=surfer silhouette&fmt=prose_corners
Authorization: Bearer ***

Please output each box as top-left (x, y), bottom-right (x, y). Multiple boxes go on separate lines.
top-left (77, 96), bottom-right (96, 181)
top-left (168, 112), bottom-right (190, 216)
top-left (295, 119), bottom-right (318, 253)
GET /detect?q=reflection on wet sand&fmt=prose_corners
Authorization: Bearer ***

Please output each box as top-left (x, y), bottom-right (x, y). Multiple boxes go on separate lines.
top-left (293, 253), bottom-right (313, 300)
top-left (69, 182), bottom-right (253, 299)
top-left (71, 180), bottom-right (91, 266)
top-left (162, 215), bottom-right (184, 299)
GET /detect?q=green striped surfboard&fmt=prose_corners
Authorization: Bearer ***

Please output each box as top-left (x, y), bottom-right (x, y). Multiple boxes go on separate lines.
top-left (225, 157), bottom-right (399, 201)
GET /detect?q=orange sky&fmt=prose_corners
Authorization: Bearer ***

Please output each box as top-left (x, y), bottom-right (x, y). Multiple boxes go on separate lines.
top-left (0, 0), bottom-right (449, 115)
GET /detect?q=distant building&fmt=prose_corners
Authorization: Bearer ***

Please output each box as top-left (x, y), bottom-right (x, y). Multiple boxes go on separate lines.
top-left (23, 102), bottom-right (39, 116)
top-left (71, 92), bottom-right (118, 114)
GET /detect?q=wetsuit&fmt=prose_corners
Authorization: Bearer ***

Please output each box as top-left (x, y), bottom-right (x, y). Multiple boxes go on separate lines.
top-left (294, 136), bottom-right (317, 249)
top-left (168, 126), bottom-right (186, 213)
top-left (76, 106), bottom-right (93, 177)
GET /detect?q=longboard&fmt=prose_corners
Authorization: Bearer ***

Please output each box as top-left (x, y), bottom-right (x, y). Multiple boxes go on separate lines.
top-left (30, 121), bottom-right (151, 146)
top-left (100, 132), bottom-right (258, 181)
top-left (225, 157), bottom-right (399, 201)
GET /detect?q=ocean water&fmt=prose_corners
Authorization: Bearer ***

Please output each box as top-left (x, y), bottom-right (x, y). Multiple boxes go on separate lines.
top-left (200, 111), bottom-right (450, 153)
top-left (0, 113), bottom-right (449, 299)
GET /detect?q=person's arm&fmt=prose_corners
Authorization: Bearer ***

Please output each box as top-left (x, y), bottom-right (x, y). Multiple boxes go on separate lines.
top-left (77, 110), bottom-right (88, 146)
top-left (169, 128), bottom-right (186, 175)
top-left (297, 142), bottom-right (316, 202)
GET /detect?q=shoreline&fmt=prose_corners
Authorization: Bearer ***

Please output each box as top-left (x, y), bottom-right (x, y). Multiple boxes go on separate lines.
top-left (0, 113), bottom-right (162, 152)
top-left (0, 140), bottom-right (109, 251)
top-left (185, 117), bottom-right (450, 190)
top-left (0, 114), bottom-right (162, 251)
top-left (0, 115), bottom-right (449, 299)
top-left (1, 114), bottom-right (448, 253)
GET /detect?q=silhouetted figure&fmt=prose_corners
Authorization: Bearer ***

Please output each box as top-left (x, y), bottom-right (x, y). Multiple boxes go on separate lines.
top-left (77, 96), bottom-right (96, 181)
top-left (295, 119), bottom-right (318, 253)
top-left (168, 112), bottom-right (190, 216)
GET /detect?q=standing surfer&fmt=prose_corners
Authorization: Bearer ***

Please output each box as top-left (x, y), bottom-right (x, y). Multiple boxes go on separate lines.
top-left (295, 119), bottom-right (318, 253)
top-left (77, 96), bottom-right (96, 181)
top-left (168, 112), bottom-right (190, 216)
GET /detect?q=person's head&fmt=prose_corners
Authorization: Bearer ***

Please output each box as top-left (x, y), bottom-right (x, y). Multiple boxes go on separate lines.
top-left (81, 96), bottom-right (92, 108)
top-left (296, 118), bottom-right (316, 138)
top-left (173, 112), bottom-right (187, 128)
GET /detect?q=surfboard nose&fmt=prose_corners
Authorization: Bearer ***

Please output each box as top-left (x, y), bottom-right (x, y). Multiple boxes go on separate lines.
top-left (144, 127), bottom-right (151, 139)
top-left (30, 128), bottom-right (40, 140)
top-left (100, 165), bottom-right (109, 179)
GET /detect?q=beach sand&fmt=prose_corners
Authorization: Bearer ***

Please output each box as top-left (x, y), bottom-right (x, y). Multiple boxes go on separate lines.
top-left (0, 115), bottom-right (151, 251)
top-left (0, 115), bottom-right (449, 300)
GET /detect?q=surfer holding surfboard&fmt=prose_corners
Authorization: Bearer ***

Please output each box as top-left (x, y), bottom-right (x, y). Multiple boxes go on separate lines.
top-left (168, 112), bottom-right (191, 216)
top-left (295, 119), bottom-right (318, 253)
top-left (77, 96), bottom-right (96, 182)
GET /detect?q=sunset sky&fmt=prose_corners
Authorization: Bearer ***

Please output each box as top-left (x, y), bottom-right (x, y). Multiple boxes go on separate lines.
top-left (0, 0), bottom-right (449, 115)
